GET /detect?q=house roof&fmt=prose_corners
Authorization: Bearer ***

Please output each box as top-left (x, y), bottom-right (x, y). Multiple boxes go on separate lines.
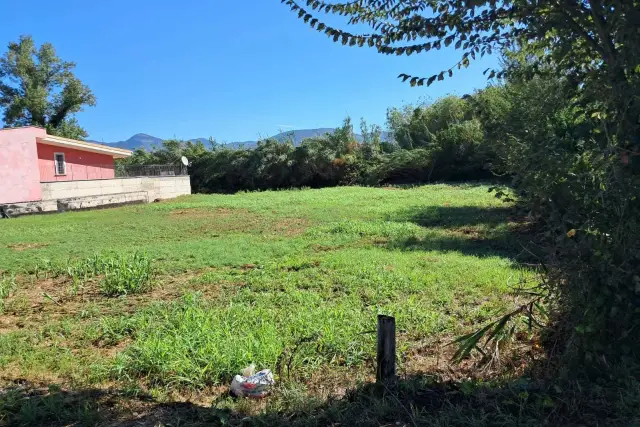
top-left (36, 135), bottom-right (132, 158)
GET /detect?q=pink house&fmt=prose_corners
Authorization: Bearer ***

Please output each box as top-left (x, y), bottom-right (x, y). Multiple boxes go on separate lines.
top-left (1, 126), bottom-right (191, 216)
top-left (1, 126), bottom-right (131, 205)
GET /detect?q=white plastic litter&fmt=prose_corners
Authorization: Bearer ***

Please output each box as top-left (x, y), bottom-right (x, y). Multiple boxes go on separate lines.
top-left (230, 366), bottom-right (275, 398)
top-left (242, 363), bottom-right (256, 378)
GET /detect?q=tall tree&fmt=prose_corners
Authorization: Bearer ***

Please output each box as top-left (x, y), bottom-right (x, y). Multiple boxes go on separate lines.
top-left (283, 0), bottom-right (640, 374)
top-left (0, 35), bottom-right (96, 139)
top-left (282, 0), bottom-right (639, 149)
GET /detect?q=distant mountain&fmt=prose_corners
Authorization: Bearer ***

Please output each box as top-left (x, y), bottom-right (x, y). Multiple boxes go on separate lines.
top-left (91, 128), bottom-right (389, 151)
top-left (226, 128), bottom-right (356, 149)
top-left (89, 133), bottom-right (164, 151)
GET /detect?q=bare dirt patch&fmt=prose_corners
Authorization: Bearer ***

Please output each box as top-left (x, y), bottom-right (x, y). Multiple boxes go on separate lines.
top-left (310, 244), bottom-right (343, 252)
top-left (452, 227), bottom-right (483, 240)
top-left (169, 207), bottom-right (309, 236)
top-left (169, 207), bottom-right (234, 219)
top-left (271, 217), bottom-right (309, 236)
top-left (0, 270), bottom-right (226, 333)
top-left (7, 242), bottom-right (49, 251)
top-left (402, 335), bottom-right (538, 383)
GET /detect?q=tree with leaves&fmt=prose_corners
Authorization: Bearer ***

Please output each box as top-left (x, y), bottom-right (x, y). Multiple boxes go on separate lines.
top-left (0, 35), bottom-right (96, 139)
top-left (282, 0), bottom-right (638, 149)
top-left (283, 0), bottom-right (640, 375)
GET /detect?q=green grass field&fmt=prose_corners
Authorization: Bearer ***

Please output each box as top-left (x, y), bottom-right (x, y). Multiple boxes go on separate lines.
top-left (0, 184), bottom-right (537, 425)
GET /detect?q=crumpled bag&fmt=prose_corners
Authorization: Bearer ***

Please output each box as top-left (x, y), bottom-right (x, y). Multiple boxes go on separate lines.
top-left (230, 367), bottom-right (275, 398)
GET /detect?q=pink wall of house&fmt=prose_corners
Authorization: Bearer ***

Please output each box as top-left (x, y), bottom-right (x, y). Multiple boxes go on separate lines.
top-left (0, 127), bottom-right (45, 204)
top-left (37, 143), bottom-right (116, 182)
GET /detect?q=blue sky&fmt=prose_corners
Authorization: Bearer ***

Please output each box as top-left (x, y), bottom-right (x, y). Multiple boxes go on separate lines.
top-left (1, 0), bottom-right (499, 143)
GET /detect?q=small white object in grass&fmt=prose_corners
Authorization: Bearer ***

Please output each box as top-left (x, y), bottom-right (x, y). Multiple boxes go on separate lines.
top-left (242, 363), bottom-right (255, 377)
top-left (230, 368), bottom-right (274, 399)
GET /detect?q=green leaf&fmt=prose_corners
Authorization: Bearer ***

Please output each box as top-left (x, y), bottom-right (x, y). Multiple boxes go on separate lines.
top-left (452, 323), bottom-right (494, 362)
top-left (444, 35), bottom-right (454, 47)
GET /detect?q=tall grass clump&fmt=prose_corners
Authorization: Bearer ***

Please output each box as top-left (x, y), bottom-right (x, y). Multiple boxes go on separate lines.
top-left (0, 273), bottom-right (17, 313)
top-left (33, 252), bottom-right (154, 296)
top-left (99, 252), bottom-right (154, 296)
top-left (114, 292), bottom-right (373, 388)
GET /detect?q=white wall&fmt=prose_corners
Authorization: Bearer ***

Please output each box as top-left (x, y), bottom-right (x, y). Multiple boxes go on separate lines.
top-left (40, 176), bottom-right (191, 202)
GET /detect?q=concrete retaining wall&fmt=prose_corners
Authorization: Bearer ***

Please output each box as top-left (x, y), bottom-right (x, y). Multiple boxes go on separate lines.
top-left (56, 191), bottom-right (148, 211)
top-left (1, 176), bottom-right (191, 217)
top-left (41, 176), bottom-right (191, 201)
top-left (0, 200), bottom-right (57, 217)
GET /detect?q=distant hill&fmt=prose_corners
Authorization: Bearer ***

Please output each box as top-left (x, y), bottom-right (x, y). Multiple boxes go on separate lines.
top-left (226, 128), bottom-right (359, 149)
top-left (89, 133), bottom-right (164, 151)
top-left (91, 128), bottom-right (389, 151)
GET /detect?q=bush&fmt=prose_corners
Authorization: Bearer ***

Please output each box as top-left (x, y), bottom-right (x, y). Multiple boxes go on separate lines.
top-left (471, 58), bottom-right (640, 375)
top-left (367, 148), bottom-right (433, 184)
top-left (385, 96), bottom-right (494, 181)
top-left (124, 108), bottom-right (500, 194)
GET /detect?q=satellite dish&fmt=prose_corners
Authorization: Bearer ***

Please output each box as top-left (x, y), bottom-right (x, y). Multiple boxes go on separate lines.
top-left (181, 156), bottom-right (189, 166)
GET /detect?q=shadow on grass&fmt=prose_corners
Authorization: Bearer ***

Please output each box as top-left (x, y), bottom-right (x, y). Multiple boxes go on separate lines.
top-left (386, 232), bottom-right (527, 260)
top-left (388, 205), bottom-right (515, 229)
top-left (386, 205), bottom-right (538, 262)
top-left (1, 374), bottom-right (635, 427)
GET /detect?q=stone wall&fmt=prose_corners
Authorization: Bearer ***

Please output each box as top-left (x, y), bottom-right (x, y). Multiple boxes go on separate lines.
top-left (40, 176), bottom-right (191, 202)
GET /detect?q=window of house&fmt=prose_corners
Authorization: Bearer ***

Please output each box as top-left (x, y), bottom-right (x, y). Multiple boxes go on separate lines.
top-left (54, 153), bottom-right (66, 175)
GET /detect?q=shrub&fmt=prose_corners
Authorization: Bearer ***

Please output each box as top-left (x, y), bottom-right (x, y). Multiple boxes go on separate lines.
top-left (470, 58), bottom-right (640, 375)
top-left (385, 96), bottom-right (494, 181)
top-left (128, 111), bottom-right (498, 194)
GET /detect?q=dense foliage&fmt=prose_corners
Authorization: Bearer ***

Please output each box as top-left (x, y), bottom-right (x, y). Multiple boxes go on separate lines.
top-left (484, 60), bottom-right (640, 376)
top-left (280, 0), bottom-right (640, 378)
top-left (124, 102), bottom-right (497, 194)
top-left (0, 35), bottom-right (96, 139)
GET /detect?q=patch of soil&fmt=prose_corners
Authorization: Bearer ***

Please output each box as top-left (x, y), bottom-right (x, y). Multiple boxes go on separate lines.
top-left (452, 227), bottom-right (483, 240)
top-left (169, 207), bottom-right (245, 219)
top-left (270, 217), bottom-right (309, 236)
top-left (95, 338), bottom-right (133, 358)
top-left (170, 207), bottom-right (310, 236)
top-left (7, 242), bottom-right (49, 251)
top-left (0, 315), bottom-right (24, 333)
top-left (310, 244), bottom-right (343, 252)
top-left (402, 332), bottom-right (541, 383)
top-left (0, 270), bottom-right (226, 332)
